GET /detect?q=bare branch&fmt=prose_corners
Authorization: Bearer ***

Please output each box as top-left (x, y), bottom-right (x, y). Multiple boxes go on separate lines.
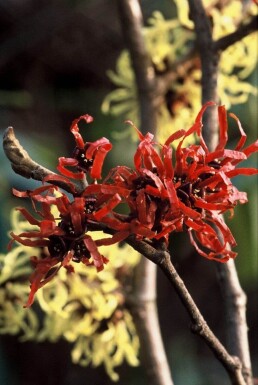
top-left (216, 260), bottom-right (253, 384)
top-left (117, 0), bottom-right (157, 135)
top-left (126, 237), bottom-right (247, 385)
top-left (187, 0), bottom-right (219, 150)
top-left (157, 249), bottom-right (246, 385)
top-left (187, 1), bottom-right (253, 384)
top-left (3, 127), bottom-right (54, 181)
top-left (79, 221), bottom-right (248, 385)
top-left (156, 48), bottom-right (198, 98)
top-left (128, 258), bottom-right (174, 385)
top-left (117, 2), bottom-right (174, 384)
top-left (156, 12), bottom-right (257, 99)
top-left (3, 127), bottom-right (75, 194)
top-left (214, 15), bottom-right (258, 52)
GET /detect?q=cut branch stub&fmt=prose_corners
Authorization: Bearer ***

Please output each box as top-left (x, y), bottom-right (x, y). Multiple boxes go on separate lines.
top-left (3, 127), bottom-right (74, 193)
top-left (3, 127), bottom-right (54, 180)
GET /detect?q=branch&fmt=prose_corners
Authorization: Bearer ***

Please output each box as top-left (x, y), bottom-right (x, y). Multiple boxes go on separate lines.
top-left (149, 6), bottom-right (257, 109)
top-left (3, 127), bottom-right (75, 194)
top-left (3, 127), bottom-right (55, 181)
top-left (126, 239), bottom-right (246, 385)
top-left (157, 248), bottom-right (246, 385)
top-left (214, 15), bottom-right (258, 52)
top-left (117, 0), bottom-right (157, 135)
top-left (216, 260), bottom-right (253, 383)
top-left (188, 1), bottom-right (253, 384)
top-left (127, 257), bottom-right (173, 385)
top-left (117, 2), bottom-right (174, 384)
top-left (156, 48), bottom-right (198, 98)
top-left (188, 0), bottom-right (219, 149)
top-left (74, 221), bottom-right (249, 385)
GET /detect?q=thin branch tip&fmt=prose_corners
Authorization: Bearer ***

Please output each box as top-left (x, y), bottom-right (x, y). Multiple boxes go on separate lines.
top-left (2, 126), bottom-right (70, 190)
top-left (3, 126), bottom-right (33, 178)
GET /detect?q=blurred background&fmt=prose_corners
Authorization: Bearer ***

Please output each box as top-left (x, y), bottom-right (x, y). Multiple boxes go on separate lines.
top-left (0, 1), bottom-right (257, 384)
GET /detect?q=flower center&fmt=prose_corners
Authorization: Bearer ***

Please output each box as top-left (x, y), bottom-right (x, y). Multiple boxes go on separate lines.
top-left (72, 240), bottom-right (90, 263)
top-left (174, 175), bottom-right (204, 207)
top-left (48, 235), bottom-right (67, 259)
top-left (131, 175), bottom-right (156, 194)
top-left (48, 235), bottom-right (91, 263)
top-left (85, 197), bottom-right (97, 214)
top-left (73, 145), bottom-right (94, 172)
top-left (47, 218), bottom-right (91, 263)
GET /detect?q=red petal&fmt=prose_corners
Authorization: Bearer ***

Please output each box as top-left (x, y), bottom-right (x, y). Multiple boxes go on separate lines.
top-left (176, 102), bottom-right (215, 160)
top-left (164, 129), bottom-right (186, 147)
top-left (194, 198), bottom-right (229, 211)
top-left (39, 220), bottom-right (63, 236)
top-left (70, 197), bottom-right (85, 234)
top-left (164, 178), bottom-right (179, 206)
top-left (99, 216), bottom-right (130, 231)
top-left (145, 185), bottom-right (163, 197)
top-left (134, 133), bottom-right (154, 170)
top-left (43, 174), bottom-right (78, 194)
top-left (185, 218), bottom-right (203, 231)
top-left (24, 257), bottom-right (61, 307)
top-left (188, 230), bottom-right (236, 262)
top-left (9, 232), bottom-right (49, 247)
top-left (142, 169), bottom-right (166, 194)
top-left (130, 219), bottom-right (156, 238)
top-left (56, 163), bottom-right (84, 180)
top-left (12, 188), bottom-right (31, 198)
top-left (70, 114), bottom-right (93, 149)
top-left (125, 120), bottom-right (145, 141)
top-left (226, 168), bottom-right (258, 177)
top-left (55, 194), bottom-right (71, 216)
top-left (84, 184), bottom-right (130, 198)
top-left (95, 231), bottom-right (130, 246)
top-left (83, 235), bottom-right (107, 271)
top-left (94, 193), bottom-right (122, 220)
top-left (85, 138), bottom-right (112, 158)
top-left (145, 146), bottom-right (164, 175)
top-left (136, 190), bottom-right (148, 225)
top-left (206, 149), bottom-right (246, 163)
top-left (215, 105), bottom-right (228, 151)
top-left (90, 145), bottom-right (112, 179)
top-left (154, 223), bottom-right (176, 239)
top-left (178, 201), bottom-right (200, 219)
top-left (58, 157), bottom-right (79, 167)
top-left (229, 112), bottom-right (247, 151)
top-left (15, 207), bottom-right (40, 225)
top-left (243, 140), bottom-right (258, 156)
top-left (162, 145), bottom-right (174, 179)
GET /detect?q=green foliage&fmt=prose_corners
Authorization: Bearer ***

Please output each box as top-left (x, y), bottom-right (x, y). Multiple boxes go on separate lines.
top-left (102, 0), bottom-right (258, 143)
top-left (0, 209), bottom-right (140, 381)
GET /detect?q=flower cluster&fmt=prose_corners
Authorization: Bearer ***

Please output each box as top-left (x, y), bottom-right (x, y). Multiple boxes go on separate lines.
top-left (1, 208), bottom-right (140, 380)
top-left (9, 116), bottom-right (124, 307)
top-left (101, 102), bottom-right (257, 261)
top-left (9, 103), bottom-right (258, 306)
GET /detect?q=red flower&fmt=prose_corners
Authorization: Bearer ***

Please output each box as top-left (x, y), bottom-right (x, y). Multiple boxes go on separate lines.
top-left (102, 103), bottom-right (258, 262)
top-left (9, 185), bottom-right (117, 307)
top-left (8, 115), bottom-right (126, 307)
top-left (57, 114), bottom-right (112, 180)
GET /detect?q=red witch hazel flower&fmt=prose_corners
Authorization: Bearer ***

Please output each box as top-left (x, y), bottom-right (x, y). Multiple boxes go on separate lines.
top-left (102, 102), bottom-right (258, 261)
top-left (9, 185), bottom-right (117, 307)
top-left (8, 116), bottom-right (121, 307)
top-left (57, 114), bottom-right (112, 181)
